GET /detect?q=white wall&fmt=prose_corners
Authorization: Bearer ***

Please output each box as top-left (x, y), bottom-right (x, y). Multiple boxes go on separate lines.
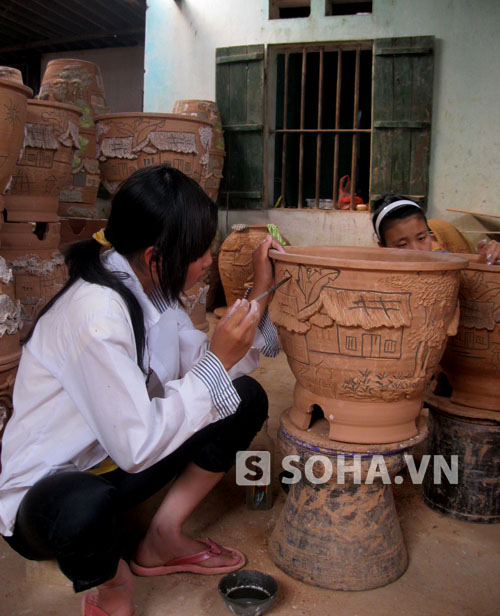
top-left (42, 46), bottom-right (145, 113)
top-left (144, 0), bottom-right (500, 244)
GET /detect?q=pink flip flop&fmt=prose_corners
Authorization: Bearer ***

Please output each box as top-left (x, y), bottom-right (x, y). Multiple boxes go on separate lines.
top-left (81, 592), bottom-right (137, 616)
top-left (129, 537), bottom-right (245, 576)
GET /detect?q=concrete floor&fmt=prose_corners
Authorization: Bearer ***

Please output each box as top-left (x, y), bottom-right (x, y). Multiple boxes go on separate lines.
top-left (1, 313), bottom-right (499, 616)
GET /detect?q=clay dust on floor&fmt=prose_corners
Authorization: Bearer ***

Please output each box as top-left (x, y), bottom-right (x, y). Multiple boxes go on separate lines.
top-left (1, 313), bottom-right (499, 616)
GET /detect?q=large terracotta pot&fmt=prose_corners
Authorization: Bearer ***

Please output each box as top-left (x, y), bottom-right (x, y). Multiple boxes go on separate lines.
top-left (94, 112), bottom-right (214, 196)
top-left (4, 100), bottom-right (82, 222)
top-left (0, 77), bottom-right (32, 210)
top-left (0, 222), bottom-right (68, 338)
top-left (218, 224), bottom-right (289, 307)
top-left (38, 59), bottom-right (108, 215)
top-left (440, 254), bottom-right (500, 411)
top-left (172, 100), bottom-right (225, 202)
top-left (268, 246), bottom-right (468, 444)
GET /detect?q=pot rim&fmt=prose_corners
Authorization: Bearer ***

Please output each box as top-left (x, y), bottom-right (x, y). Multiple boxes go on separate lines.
top-left (457, 252), bottom-right (500, 272)
top-left (29, 99), bottom-right (83, 114)
top-left (94, 112), bottom-right (215, 126)
top-left (0, 77), bottom-right (33, 97)
top-left (269, 245), bottom-right (469, 271)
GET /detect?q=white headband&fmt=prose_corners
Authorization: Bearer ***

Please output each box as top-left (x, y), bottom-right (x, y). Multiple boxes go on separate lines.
top-left (374, 199), bottom-right (423, 239)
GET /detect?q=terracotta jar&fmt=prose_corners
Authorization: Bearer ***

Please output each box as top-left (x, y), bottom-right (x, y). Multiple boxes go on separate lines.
top-left (218, 224), bottom-right (289, 307)
top-left (440, 254), bottom-right (500, 411)
top-left (181, 282), bottom-right (209, 332)
top-left (0, 67), bottom-right (23, 84)
top-left (4, 100), bottom-right (82, 222)
top-left (0, 222), bottom-right (68, 338)
top-left (0, 77), bottom-right (32, 210)
top-left (0, 257), bottom-right (23, 453)
top-left (94, 112), bottom-right (214, 195)
top-left (268, 246), bottom-right (468, 444)
top-left (38, 59), bottom-right (108, 216)
top-left (172, 100), bottom-right (225, 202)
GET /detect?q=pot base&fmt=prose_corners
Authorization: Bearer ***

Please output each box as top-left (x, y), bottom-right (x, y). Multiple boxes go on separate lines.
top-left (291, 383), bottom-right (421, 444)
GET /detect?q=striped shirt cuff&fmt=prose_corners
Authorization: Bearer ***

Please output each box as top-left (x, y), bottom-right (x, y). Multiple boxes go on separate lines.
top-left (257, 307), bottom-right (280, 358)
top-left (191, 350), bottom-right (241, 419)
top-left (243, 288), bottom-right (280, 358)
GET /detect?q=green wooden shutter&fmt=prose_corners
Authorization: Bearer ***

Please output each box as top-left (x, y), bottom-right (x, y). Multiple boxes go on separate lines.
top-left (371, 36), bottom-right (434, 209)
top-left (216, 45), bottom-right (265, 209)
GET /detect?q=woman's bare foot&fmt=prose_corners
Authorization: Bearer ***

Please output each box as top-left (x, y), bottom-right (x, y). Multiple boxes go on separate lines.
top-left (134, 530), bottom-right (241, 571)
top-left (83, 560), bottom-right (135, 616)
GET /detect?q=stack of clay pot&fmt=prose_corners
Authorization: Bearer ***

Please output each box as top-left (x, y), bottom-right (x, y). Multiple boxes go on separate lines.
top-left (0, 222), bottom-right (68, 339)
top-left (37, 59), bottom-right (108, 218)
top-left (423, 254), bottom-right (500, 523)
top-left (94, 112), bottom-right (215, 197)
top-left (268, 246), bottom-right (468, 444)
top-left (172, 100), bottom-right (225, 203)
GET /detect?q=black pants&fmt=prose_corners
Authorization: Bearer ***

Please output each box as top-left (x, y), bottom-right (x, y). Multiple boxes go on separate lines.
top-left (4, 376), bottom-right (267, 592)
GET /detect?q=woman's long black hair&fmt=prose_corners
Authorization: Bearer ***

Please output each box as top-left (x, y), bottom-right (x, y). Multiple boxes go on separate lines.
top-left (23, 165), bottom-right (218, 372)
top-left (371, 192), bottom-right (427, 246)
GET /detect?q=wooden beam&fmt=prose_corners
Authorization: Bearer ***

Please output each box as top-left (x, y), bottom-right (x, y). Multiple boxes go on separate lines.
top-left (0, 28), bottom-right (144, 54)
top-left (447, 208), bottom-right (500, 220)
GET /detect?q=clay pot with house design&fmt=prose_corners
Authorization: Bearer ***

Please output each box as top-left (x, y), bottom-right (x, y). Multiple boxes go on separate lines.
top-left (0, 77), bottom-right (32, 211)
top-left (268, 246), bottom-right (468, 444)
top-left (440, 254), bottom-right (500, 412)
top-left (94, 112), bottom-right (214, 196)
top-left (4, 100), bottom-right (81, 222)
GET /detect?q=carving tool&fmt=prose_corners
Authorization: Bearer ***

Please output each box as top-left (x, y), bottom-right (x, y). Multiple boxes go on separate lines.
top-left (252, 276), bottom-right (291, 302)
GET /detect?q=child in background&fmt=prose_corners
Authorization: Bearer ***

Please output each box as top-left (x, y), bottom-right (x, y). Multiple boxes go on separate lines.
top-left (371, 193), bottom-right (500, 263)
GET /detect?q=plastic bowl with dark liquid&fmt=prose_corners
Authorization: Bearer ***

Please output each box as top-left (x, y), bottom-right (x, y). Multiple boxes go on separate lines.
top-left (218, 569), bottom-right (278, 616)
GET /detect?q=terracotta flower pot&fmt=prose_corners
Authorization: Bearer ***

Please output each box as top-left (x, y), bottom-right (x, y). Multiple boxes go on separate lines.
top-left (0, 77), bottom-right (32, 210)
top-left (268, 246), bottom-right (468, 444)
top-left (219, 224), bottom-right (289, 307)
top-left (0, 222), bottom-right (68, 338)
top-left (440, 254), bottom-right (500, 411)
top-left (4, 100), bottom-right (82, 222)
top-left (173, 100), bottom-right (225, 202)
top-left (94, 112), bottom-right (214, 196)
top-left (38, 59), bottom-right (108, 214)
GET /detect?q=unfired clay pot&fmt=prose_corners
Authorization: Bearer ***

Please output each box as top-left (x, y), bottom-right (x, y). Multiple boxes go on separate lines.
top-left (218, 224), bottom-right (289, 308)
top-left (269, 246), bottom-right (468, 444)
top-left (172, 100), bottom-right (225, 202)
top-left (94, 112), bottom-right (214, 196)
top-left (440, 254), bottom-right (500, 411)
top-left (0, 77), bottom-right (32, 210)
top-left (59, 217), bottom-right (108, 251)
top-left (0, 222), bottom-right (68, 338)
top-left (38, 59), bottom-right (108, 216)
top-left (4, 100), bottom-right (82, 222)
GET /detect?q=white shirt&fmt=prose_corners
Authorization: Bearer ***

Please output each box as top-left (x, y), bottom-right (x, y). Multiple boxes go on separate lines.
top-left (0, 250), bottom-right (279, 536)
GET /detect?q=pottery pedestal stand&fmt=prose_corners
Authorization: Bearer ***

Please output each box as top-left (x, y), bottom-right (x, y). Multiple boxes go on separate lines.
top-left (423, 389), bottom-right (500, 523)
top-left (268, 408), bottom-right (427, 591)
